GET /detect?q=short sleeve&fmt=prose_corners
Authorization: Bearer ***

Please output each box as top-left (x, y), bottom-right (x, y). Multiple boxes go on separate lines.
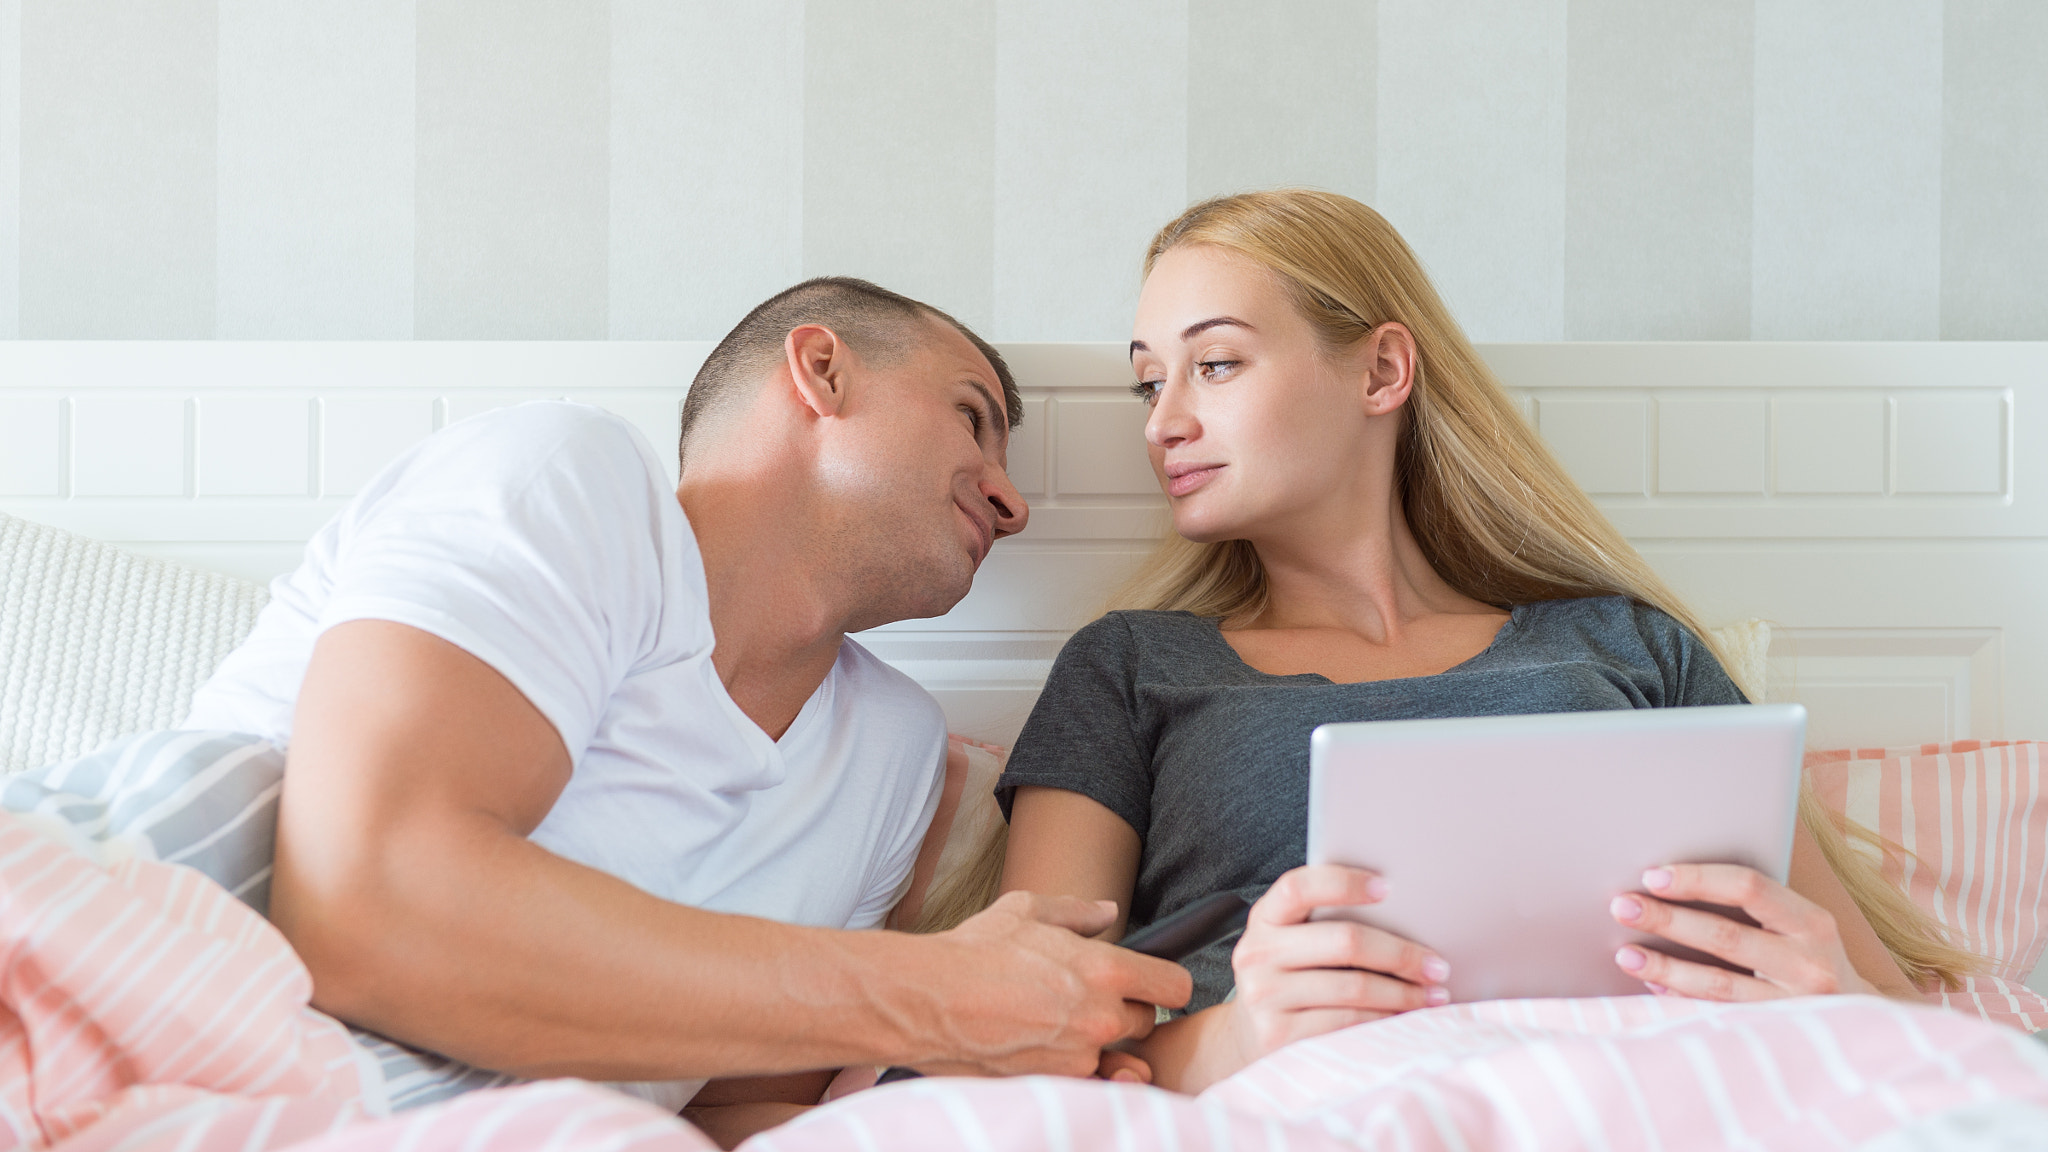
top-left (996, 614), bottom-right (1153, 835)
top-left (1631, 603), bottom-right (1748, 707)
top-left (847, 726), bottom-right (947, 929)
top-left (834, 649), bottom-right (950, 928)
top-left (317, 404), bottom-right (672, 759)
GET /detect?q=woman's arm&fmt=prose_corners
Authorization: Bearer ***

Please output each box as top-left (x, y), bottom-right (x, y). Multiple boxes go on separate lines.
top-left (683, 1072), bottom-right (837, 1150)
top-left (1005, 793), bottom-right (1442, 1095)
top-left (1004, 786), bottom-right (1193, 1086)
top-left (1785, 819), bottom-right (1922, 997)
top-left (1001, 786), bottom-right (1143, 938)
top-left (1005, 790), bottom-right (1444, 1095)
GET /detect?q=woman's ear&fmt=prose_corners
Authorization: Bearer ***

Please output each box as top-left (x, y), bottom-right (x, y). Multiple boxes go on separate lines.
top-left (784, 324), bottom-right (853, 418)
top-left (1361, 323), bottom-right (1418, 416)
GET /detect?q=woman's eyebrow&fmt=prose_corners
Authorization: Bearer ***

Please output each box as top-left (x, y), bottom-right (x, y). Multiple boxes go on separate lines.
top-left (1180, 316), bottom-right (1254, 341)
top-left (1130, 316), bottom-right (1258, 357)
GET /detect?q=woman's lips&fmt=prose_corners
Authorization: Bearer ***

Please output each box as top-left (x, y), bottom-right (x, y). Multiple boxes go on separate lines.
top-left (1166, 464), bottom-right (1223, 497)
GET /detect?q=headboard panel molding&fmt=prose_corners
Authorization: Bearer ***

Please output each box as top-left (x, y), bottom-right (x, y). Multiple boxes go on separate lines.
top-left (3, 341), bottom-right (2042, 748)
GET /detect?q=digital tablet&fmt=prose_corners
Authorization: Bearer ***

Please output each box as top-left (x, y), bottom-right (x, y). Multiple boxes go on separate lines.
top-left (1306, 704), bottom-right (1807, 1002)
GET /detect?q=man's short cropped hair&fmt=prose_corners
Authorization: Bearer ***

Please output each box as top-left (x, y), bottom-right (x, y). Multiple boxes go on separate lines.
top-left (678, 276), bottom-right (1022, 469)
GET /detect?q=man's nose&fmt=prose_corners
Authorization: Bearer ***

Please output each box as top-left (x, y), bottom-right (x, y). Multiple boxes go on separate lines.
top-left (983, 463), bottom-right (1029, 540)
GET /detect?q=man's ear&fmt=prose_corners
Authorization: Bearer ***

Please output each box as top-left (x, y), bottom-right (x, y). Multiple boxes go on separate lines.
top-left (784, 324), bottom-right (853, 418)
top-left (1361, 322), bottom-right (1417, 416)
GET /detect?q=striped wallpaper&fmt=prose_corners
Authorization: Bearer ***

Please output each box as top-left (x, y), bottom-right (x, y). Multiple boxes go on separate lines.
top-left (0, 0), bottom-right (2042, 345)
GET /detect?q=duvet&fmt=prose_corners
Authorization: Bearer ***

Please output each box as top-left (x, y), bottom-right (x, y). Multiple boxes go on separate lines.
top-left (3, 804), bottom-right (2047, 1152)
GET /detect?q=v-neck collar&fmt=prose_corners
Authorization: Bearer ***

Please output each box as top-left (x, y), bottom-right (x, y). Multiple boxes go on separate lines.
top-left (702, 647), bottom-right (837, 788)
top-left (677, 496), bottom-right (837, 786)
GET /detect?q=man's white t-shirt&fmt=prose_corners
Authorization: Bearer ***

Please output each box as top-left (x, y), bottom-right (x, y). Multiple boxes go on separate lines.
top-left (186, 401), bottom-right (947, 933)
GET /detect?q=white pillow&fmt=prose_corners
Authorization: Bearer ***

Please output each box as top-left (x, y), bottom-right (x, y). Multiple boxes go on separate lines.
top-left (0, 512), bottom-right (268, 773)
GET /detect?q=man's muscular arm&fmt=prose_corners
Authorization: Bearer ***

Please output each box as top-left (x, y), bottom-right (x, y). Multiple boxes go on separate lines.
top-left (274, 620), bottom-right (1188, 1082)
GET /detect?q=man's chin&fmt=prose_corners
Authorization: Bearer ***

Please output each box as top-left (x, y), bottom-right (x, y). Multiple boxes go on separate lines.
top-left (911, 569), bottom-right (977, 621)
top-left (937, 558), bottom-right (982, 608)
top-left (850, 563), bottom-right (976, 630)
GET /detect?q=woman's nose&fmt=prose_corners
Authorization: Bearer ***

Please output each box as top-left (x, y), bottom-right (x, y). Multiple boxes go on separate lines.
top-left (1145, 384), bottom-right (1196, 449)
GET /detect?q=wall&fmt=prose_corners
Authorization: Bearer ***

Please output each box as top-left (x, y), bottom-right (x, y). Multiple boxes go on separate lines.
top-left (0, 0), bottom-right (2043, 345)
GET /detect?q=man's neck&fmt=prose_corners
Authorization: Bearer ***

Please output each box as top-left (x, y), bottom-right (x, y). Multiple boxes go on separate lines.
top-left (678, 476), bottom-right (848, 741)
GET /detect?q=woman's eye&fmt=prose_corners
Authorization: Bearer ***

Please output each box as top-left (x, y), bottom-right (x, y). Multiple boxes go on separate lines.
top-left (1196, 360), bottom-right (1238, 380)
top-left (1129, 380), bottom-right (1163, 405)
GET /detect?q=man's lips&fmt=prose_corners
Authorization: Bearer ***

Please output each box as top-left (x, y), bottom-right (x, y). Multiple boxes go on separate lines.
top-left (956, 499), bottom-right (994, 563)
top-left (1164, 462), bottom-right (1224, 497)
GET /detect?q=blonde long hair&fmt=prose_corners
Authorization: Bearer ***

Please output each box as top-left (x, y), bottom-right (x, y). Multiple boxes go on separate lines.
top-left (1091, 189), bottom-right (1975, 989)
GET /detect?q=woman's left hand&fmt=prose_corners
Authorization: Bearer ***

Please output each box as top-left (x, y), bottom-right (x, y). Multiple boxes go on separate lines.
top-left (1609, 864), bottom-right (1879, 1000)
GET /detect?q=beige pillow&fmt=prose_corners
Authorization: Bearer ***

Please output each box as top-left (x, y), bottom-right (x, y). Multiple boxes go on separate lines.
top-left (1706, 618), bottom-right (1771, 704)
top-left (890, 736), bottom-right (1008, 933)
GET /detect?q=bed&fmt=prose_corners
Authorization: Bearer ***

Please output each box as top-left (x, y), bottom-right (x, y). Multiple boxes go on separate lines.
top-left (2, 341), bottom-right (2046, 1149)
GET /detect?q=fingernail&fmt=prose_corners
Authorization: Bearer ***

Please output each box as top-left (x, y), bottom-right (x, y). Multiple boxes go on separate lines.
top-left (1644, 982), bottom-right (1668, 995)
top-left (1425, 985), bottom-right (1450, 1007)
top-left (1423, 956), bottom-right (1451, 983)
top-left (1611, 895), bottom-right (1643, 922)
top-left (1615, 946), bottom-right (1646, 973)
top-left (1112, 1070), bottom-right (1140, 1083)
top-left (1363, 875), bottom-right (1391, 901)
top-left (1642, 868), bottom-right (1673, 892)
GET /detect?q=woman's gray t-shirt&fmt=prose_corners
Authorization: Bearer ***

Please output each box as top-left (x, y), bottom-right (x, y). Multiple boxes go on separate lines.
top-left (994, 595), bottom-right (1745, 1011)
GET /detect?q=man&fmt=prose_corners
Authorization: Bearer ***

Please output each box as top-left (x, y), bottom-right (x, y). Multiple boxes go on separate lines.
top-left (182, 278), bottom-right (1188, 1117)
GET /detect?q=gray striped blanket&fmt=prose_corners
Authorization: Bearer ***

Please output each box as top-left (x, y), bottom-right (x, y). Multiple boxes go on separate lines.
top-left (3, 730), bottom-right (518, 1111)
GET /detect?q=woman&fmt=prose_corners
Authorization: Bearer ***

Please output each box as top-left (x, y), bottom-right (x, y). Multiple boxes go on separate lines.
top-left (994, 190), bottom-right (1976, 1094)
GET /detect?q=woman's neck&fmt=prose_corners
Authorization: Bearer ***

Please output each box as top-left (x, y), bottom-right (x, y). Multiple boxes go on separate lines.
top-left (1240, 487), bottom-right (1498, 640)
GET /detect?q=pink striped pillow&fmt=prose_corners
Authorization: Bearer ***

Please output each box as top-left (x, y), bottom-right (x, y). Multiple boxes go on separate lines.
top-left (1806, 741), bottom-right (2048, 984)
top-left (1937, 974), bottom-right (2048, 1032)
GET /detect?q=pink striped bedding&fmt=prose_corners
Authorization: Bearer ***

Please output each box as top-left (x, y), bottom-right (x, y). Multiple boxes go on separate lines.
top-left (773, 996), bottom-right (2048, 1152)
top-left (0, 811), bottom-right (376, 1149)
top-left (6, 806), bottom-right (2048, 1151)
top-left (1808, 740), bottom-right (2048, 1029)
top-left (68, 1000), bottom-right (2048, 1152)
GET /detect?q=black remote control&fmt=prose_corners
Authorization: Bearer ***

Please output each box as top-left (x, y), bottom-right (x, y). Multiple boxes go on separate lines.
top-left (876, 892), bottom-right (1251, 1085)
top-left (1114, 891), bottom-right (1251, 960)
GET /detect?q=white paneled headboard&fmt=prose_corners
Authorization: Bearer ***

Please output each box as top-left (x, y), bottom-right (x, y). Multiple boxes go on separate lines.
top-left (2, 341), bottom-right (2043, 749)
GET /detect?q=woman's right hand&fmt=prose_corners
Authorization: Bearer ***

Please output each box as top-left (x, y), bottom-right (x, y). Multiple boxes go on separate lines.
top-left (1224, 865), bottom-right (1449, 1064)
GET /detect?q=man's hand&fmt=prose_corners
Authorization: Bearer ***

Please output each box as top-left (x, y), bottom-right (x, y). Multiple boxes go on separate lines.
top-left (905, 892), bottom-right (1191, 1078)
